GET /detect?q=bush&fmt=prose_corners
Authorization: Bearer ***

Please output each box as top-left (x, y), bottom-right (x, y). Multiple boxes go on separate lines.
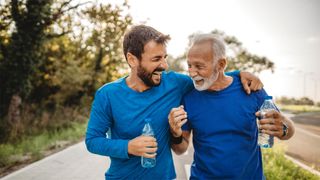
top-left (262, 145), bottom-right (319, 180)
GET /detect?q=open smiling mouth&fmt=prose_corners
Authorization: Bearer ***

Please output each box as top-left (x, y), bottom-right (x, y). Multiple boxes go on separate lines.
top-left (152, 71), bottom-right (162, 78)
top-left (194, 79), bottom-right (203, 85)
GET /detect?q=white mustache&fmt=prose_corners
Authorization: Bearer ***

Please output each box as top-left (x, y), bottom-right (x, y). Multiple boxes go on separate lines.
top-left (192, 76), bottom-right (204, 81)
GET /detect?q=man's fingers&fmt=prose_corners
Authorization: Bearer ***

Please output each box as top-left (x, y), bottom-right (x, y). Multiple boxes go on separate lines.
top-left (141, 136), bottom-right (156, 142)
top-left (144, 146), bottom-right (158, 153)
top-left (241, 79), bottom-right (251, 94)
top-left (261, 129), bottom-right (282, 137)
top-left (172, 108), bottom-right (186, 117)
top-left (169, 106), bottom-right (184, 116)
top-left (264, 109), bottom-right (277, 116)
top-left (174, 113), bottom-right (187, 122)
top-left (260, 124), bottom-right (281, 131)
top-left (143, 152), bottom-right (157, 158)
top-left (144, 140), bottom-right (157, 147)
top-left (259, 118), bottom-right (276, 125)
top-left (177, 119), bottom-right (188, 128)
top-left (251, 79), bottom-right (262, 91)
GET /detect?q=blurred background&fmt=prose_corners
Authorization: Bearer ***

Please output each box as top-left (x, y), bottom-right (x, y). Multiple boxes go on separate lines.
top-left (0, 0), bottom-right (319, 179)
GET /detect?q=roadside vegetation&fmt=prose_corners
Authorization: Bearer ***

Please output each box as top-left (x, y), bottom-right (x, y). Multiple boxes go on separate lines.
top-left (263, 145), bottom-right (319, 179)
top-left (276, 96), bottom-right (320, 114)
top-left (279, 104), bottom-right (320, 114)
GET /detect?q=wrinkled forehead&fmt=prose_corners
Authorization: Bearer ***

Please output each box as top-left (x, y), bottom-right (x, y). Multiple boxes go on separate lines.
top-left (187, 42), bottom-right (214, 62)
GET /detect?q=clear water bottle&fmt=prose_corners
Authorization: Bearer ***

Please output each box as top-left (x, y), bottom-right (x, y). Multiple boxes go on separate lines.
top-left (141, 118), bottom-right (156, 168)
top-left (258, 96), bottom-right (277, 148)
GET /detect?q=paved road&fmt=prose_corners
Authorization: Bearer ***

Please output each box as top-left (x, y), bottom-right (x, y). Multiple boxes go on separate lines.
top-left (0, 141), bottom-right (193, 180)
top-left (283, 112), bottom-right (320, 171)
top-left (0, 142), bottom-right (109, 180)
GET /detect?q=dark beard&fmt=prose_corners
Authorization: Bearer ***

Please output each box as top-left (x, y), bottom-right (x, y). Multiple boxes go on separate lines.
top-left (137, 65), bottom-right (165, 87)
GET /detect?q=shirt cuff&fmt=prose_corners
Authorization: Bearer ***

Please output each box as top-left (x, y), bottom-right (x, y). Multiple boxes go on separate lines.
top-left (225, 70), bottom-right (240, 76)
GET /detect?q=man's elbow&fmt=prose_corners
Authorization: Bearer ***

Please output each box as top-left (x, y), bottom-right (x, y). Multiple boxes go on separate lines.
top-left (85, 136), bottom-right (95, 153)
top-left (171, 145), bottom-right (187, 155)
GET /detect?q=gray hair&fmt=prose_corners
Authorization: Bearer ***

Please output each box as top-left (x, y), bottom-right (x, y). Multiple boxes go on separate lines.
top-left (188, 33), bottom-right (226, 63)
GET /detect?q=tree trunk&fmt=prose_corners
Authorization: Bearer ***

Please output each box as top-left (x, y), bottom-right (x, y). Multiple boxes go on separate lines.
top-left (7, 94), bottom-right (22, 139)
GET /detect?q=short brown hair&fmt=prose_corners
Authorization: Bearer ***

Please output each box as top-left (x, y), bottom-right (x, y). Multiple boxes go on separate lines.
top-left (123, 25), bottom-right (170, 61)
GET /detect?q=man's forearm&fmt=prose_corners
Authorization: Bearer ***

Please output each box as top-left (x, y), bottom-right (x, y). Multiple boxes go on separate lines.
top-left (85, 135), bottom-right (130, 159)
top-left (171, 136), bottom-right (189, 155)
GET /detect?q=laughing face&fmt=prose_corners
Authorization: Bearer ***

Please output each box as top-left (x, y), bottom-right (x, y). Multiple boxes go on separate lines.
top-left (137, 40), bottom-right (168, 87)
top-left (137, 65), bottom-right (165, 87)
top-left (187, 41), bottom-right (219, 91)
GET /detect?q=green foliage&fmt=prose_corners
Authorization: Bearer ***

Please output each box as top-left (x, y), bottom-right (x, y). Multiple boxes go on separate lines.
top-left (167, 54), bottom-right (186, 73)
top-left (0, 0), bottom-right (132, 141)
top-left (81, 2), bottom-right (132, 95)
top-left (0, 122), bottom-right (86, 172)
top-left (262, 145), bottom-right (319, 180)
top-left (278, 105), bottom-right (320, 114)
top-left (276, 96), bottom-right (315, 106)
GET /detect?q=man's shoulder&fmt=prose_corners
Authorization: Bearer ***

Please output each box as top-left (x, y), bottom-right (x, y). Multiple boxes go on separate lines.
top-left (97, 77), bottom-right (125, 94)
top-left (163, 71), bottom-right (189, 80)
top-left (183, 89), bottom-right (199, 100)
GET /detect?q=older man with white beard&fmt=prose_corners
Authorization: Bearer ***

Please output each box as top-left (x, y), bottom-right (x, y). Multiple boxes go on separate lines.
top-left (168, 34), bottom-right (295, 180)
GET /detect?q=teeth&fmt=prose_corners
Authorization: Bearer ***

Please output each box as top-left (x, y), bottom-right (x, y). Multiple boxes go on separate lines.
top-left (153, 71), bottom-right (162, 75)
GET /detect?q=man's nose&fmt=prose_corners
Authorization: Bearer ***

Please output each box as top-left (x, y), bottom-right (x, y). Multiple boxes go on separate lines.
top-left (188, 67), bottom-right (197, 78)
top-left (160, 59), bottom-right (168, 70)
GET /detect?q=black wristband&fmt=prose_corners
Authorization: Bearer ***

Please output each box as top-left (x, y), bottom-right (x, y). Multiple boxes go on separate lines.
top-left (281, 123), bottom-right (289, 137)
top-left (171, 134), bottom-right (183, 144)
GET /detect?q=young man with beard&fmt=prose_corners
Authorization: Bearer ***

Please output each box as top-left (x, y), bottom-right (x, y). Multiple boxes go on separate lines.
top-left (169, 34), bottom-right (295, 180)
top-left (85, 25), bottom-right (263, 180)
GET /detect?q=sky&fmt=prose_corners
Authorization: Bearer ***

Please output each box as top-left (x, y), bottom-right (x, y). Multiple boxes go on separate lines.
top-left (126, 0), bottom-right (320, 102)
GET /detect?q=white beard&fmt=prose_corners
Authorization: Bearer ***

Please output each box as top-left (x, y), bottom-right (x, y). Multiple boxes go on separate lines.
top-left (192, 70), bottom-right (219, 91)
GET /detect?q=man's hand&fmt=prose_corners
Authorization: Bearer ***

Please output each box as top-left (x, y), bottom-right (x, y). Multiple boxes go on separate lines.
top-left (128, 136), bottom-right (157, 158)
top-left (168, 105), bottom-right (188, 137)
top-left (240, 71), bottom-right (263, 94)
top-left (256, 110), bottom-right (285, 139)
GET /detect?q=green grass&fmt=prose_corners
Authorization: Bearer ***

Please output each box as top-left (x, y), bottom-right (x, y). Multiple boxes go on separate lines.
top-left (279, 104), bottom-right (320, 114)
top-left (0, 122), bottom-right (86, 172)
top-left (262, 145), bottom-right (319, 180)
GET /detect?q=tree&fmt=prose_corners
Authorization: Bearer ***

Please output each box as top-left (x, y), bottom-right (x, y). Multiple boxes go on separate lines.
top-left (168, 30), bottom-right (274, 74)
top-left (0, 0), bottom-right (88, 140)
top-left (81, 2), bottom-right (132, 95)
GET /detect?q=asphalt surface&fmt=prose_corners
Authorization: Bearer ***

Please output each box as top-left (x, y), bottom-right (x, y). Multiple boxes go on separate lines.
top-left (284, 112), bottom-right (320, 171)
top-left (0, 141), bottom-right (194, 180)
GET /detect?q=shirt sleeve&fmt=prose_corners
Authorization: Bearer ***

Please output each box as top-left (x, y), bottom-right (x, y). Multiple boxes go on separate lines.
top-left (225, 70), bottom-right (240, 77)
top-left (172, 72), bottom-right (194, 95)
top-left (85, 89), bottom-right (129, 159)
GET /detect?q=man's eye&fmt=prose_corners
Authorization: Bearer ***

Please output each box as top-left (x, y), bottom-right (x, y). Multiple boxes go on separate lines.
top-left (196, 65), bottom-right (204, 69)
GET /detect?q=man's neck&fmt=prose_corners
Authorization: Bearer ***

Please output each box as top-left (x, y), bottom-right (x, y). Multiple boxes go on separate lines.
top-left (207, 72), bottom-right (233, 91)
top-left (126, 74), bottom-right (150, 92)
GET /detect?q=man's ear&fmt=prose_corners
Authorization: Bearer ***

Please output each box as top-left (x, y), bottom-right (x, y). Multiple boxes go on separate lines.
top-left (218, 58), bottom-right (227, 71)
top-left (127, 52), bottom-right (138, 68)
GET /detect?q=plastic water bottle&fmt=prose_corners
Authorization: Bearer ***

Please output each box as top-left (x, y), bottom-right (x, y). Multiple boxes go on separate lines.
top-left (258, 96), bottom-right (277, 148)
top-left (141, 118), bottom-right (156, 168)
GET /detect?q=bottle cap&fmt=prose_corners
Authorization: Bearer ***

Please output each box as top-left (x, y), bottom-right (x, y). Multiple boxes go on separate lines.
top-left (265, 96), bottom-right (273, 100)
top-left (145, 118), bottom-right (151, 123)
